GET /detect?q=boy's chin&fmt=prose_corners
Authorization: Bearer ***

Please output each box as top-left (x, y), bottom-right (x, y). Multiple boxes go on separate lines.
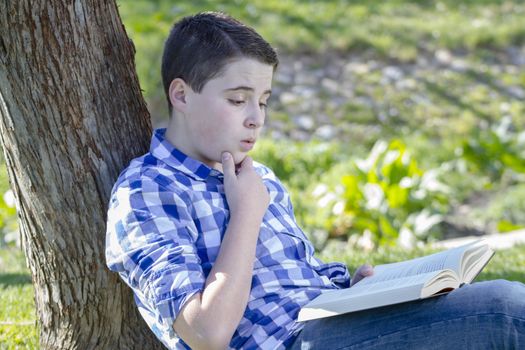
top-left (233, 153), bottom-right (248, 165)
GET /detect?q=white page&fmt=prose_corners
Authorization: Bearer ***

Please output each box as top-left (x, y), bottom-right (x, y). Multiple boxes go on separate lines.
top-left (354, 243), bottom-right (475, 288)
top-left (346, 272), bottom-right (438, 296)
top-left (461, 243), bottom-right (493, 283)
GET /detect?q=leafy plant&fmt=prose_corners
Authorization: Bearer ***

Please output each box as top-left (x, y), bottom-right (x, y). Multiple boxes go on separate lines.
top-left (313, 139), bottom-right (450, 248)
top-left (460, 117), bottom-right (525, 182)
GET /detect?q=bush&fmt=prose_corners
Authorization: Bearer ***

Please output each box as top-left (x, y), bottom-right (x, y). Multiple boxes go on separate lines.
top-left (460, 117), bottom-right (525, 182)
top-left (310, 139), bottom-right (450, 249)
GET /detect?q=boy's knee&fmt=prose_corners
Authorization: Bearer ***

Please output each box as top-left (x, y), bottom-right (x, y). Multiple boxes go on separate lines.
top-left (476, 279), bottom-right (525, 316)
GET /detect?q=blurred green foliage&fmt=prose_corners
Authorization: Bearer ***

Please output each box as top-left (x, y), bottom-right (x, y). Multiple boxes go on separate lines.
top-left (0, 161), bottom-right (17, 247)
top-left (252, 138), bottom-right (342, 190)
top-left (119, 0), bottom-right (525, 57)
top-left (334, 140), bottom-right (449, 245)
top-left (460, 117), bottom-right (525, 181)
top-left (253, 128), bottom-right (525, 248)
top-left (254, 139), bottom-right (450, 248)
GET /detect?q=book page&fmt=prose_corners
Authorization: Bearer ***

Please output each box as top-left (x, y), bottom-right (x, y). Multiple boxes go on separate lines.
top-left (460, 243), bottom-right (494, 283)
top-left (354, 244), bottom-right (471, 288)
top-left (346, 271), bottom-right (438, 296)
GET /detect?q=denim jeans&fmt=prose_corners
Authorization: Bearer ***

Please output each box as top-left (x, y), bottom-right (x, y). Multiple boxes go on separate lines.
top-left (290, 280), bottom-right (525, 349)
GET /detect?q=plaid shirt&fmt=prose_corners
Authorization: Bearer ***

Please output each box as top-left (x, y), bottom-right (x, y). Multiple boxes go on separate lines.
top-left (106, 129), bottom-right (350, 349)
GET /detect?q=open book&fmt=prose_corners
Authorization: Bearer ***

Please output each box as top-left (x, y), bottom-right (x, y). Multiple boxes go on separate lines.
top-left (298, 239), bottom-right (494, 322)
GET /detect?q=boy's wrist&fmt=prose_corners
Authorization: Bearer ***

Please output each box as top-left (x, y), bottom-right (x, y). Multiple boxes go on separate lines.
top-left (229, 209), bottom-right (265, 229)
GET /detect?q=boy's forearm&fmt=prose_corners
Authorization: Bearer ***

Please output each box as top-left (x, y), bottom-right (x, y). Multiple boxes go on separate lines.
top-left (174, 211), bottom-right (262, 349)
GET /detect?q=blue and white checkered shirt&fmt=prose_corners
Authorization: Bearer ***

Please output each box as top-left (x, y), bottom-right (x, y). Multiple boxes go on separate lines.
top-left (106, 128), bottom-right (350, 349)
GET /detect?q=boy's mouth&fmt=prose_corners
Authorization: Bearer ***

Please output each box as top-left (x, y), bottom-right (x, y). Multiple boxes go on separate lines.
top-left (240, 138), bottom-right (256, 151)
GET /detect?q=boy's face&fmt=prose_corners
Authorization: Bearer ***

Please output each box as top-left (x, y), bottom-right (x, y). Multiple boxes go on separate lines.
top-left (170, 58), bottom-right (273, 170)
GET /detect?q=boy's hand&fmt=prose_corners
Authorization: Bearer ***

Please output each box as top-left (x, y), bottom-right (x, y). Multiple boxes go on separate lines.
top-left (222, 152), bottom-right (270, 220)
top-left (350, 264), bottom-right (374, 287)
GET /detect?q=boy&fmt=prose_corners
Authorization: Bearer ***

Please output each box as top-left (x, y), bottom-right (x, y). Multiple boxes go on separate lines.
top-left (106, 11), bottom-right (525, 350)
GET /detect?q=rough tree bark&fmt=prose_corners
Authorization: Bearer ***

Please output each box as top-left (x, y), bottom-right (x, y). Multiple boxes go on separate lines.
top-left (0, 1), bottom-right (165, 348)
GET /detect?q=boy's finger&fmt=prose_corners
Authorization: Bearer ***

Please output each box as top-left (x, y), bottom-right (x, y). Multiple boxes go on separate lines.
top-left (360, 264), bottom-right (374, 275)
top-left (221, 152), bottom-right (235, 178)
top-left (351, 264), bottom-right (374, 286)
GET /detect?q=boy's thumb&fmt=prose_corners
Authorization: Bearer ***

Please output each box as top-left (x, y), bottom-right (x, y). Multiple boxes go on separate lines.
top-left (221, 152), bottom-right (235, 178)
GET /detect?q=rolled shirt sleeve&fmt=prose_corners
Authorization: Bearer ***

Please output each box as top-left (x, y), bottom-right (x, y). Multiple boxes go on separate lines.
top-left (106, 175), bottom-right (205, 333)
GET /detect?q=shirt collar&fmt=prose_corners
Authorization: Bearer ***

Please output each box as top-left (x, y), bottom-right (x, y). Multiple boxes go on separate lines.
top-left (149, 128), bottom-right (222, 181)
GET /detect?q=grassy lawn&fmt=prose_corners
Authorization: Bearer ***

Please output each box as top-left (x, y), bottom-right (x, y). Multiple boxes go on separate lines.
top-left (118, 0), bottom-right (525, 54)
top-left (1, 243), bottom-right (524, 347)
top-left (0, 248), bottom-right (38, 349)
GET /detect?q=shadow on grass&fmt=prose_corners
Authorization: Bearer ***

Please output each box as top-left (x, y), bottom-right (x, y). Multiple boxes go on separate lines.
top-left (0, 273), bottom-right (32, 287)
top-left (421, 78), bottom-right (494, 122)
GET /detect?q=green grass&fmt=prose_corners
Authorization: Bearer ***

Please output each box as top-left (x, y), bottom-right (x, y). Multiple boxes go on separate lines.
top-left (0, 247), bottom-right (38, 349)
top-left (1, 243), bottom-right (524, 347)
top-left (118, 0), bottom-right (525, 55)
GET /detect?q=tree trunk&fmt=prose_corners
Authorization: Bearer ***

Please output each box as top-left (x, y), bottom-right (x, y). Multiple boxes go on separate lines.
top-left (0, 1), bottom-right (165, 348)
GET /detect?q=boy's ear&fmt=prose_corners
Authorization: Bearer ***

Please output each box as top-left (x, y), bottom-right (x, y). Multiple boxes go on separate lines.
top-left (168, 78), bottom-right (189, 113)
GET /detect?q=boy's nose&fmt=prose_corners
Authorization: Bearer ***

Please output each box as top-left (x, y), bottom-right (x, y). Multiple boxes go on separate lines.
top-left (245, 105), bottom-right (265, 129)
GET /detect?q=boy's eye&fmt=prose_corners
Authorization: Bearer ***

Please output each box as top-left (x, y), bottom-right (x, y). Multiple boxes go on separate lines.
top-left (228, 99), bottom-right (245, 106)
top-left (259, 102), bottom-right (268, 109)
